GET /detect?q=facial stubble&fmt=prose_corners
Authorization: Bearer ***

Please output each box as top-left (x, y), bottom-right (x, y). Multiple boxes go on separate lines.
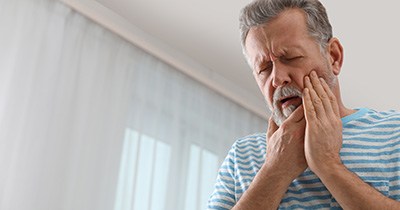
top-left (270, 67), bottom-right (336, 126)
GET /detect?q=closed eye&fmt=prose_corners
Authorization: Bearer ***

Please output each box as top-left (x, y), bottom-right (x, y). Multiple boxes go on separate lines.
top-left (280, 56), bottom-right (303, 64)
top-left (258, 62), bottom-right (273, 74)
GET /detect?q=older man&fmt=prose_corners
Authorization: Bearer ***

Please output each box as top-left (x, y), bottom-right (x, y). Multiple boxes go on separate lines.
top-left (208, 0), bottom-right (400, 209)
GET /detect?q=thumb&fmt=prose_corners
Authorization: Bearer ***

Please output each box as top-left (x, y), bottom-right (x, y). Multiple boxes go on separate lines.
top-left (267, 116), bottom-right (278, 139)
top-left (286, 105), bottom-right (305, 123)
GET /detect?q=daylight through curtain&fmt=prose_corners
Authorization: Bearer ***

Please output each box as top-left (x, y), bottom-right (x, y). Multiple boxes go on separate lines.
top-left (0, 0), bottom-right (267, 209)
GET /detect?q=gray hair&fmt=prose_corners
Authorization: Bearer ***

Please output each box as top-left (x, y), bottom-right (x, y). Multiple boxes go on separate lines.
top-left (239, 0), bottom-right (332, 56)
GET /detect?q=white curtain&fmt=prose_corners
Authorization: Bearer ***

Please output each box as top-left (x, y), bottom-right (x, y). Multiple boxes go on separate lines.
top-left (0, 0), bottom-right (267, 210)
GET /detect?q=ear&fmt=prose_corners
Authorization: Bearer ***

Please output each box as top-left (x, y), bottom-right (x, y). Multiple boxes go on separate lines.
top-left (327, 37), bottom-right (344, 76)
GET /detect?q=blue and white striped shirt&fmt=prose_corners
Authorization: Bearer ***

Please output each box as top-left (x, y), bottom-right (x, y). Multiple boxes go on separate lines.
top-left (208, 108), bottom-right (400, 209)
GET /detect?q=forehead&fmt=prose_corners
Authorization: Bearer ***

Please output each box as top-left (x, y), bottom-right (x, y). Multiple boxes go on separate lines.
top-left (262, 9), bottom-right (309, 41)
top-left (244, 9), bottom-right (312, 64)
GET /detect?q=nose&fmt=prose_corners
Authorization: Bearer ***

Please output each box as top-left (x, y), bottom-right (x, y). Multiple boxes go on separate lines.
top-left (271, 61), bottom-right (291, 88)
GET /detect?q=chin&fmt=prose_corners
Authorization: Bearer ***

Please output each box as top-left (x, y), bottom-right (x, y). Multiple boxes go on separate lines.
top-left (283, 105), bottom-right (298, 118)
top-left (272, 103), bottom-right (302, 126)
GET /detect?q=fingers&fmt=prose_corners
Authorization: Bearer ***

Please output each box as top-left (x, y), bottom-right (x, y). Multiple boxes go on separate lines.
top-left (286, 104), bottom-right (305, 123)
top-left (267, 116), bottom-right (278, 139)
top-left (304, 75), bottom-right (325, 116)
top-left (302, 87), bottom-right (316, 122)
top-left (304, 71), bottom-right (340, 118)
top-left (309, 72), bottom-right (335, 116)
top-left (320, 77), bottom-right (340, 116)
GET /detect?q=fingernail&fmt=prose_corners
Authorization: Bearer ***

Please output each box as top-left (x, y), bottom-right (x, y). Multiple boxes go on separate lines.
top-left (311, 71), bottom-right (317, 77)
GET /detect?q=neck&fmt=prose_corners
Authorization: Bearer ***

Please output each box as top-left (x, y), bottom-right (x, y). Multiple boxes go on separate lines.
top-left (339, 106), bottom-right (356, 118)
top-left (333, 82), bottom-right (356, 118)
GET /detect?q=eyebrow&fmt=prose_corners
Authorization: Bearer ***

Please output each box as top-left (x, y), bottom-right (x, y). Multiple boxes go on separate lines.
top-left (283, 45), bottom-right (305, 54)
top-left (252, 45), bottom-right (305, 70)
top-left (253, 54), bottom-right (270, 72)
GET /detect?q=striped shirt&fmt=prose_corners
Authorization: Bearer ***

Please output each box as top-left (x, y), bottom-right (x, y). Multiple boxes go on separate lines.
top-left (208, 108), bottom-right (400, 209)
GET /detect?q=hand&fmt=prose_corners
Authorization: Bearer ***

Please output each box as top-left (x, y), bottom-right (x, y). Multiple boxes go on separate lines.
top-left (302, 71), bottom-right (343, 175)
top-left (264, 105), bottom-right (307, 180)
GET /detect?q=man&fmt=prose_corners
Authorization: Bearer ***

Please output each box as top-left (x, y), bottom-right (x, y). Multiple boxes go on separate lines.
top-left (207, 0), bottom-right (400, 209)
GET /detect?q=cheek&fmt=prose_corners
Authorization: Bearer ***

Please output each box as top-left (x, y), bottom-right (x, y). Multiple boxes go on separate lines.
top-left (265, 79), bottom-right (274, 107)
top-left (253, 72), bottom-right (268, 92)
top-left (296, 63), bottom-right (326, 89)
top-left (253, 75), bottom-right (264, 92)
top-left (298, 75), bottom-right (306, 90)
top-left (255, 76), bottom-right (273, 104)
top-left (313, 65), bottom-right (333, 82)
top-left (287, 71), bottom-right (306, 91)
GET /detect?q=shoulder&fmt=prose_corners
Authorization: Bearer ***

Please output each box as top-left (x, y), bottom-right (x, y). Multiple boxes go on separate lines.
top-left (343, 109), bottom-right (400, 143)
top-left (347, 109), bottom-right (400, 126)
top-left (229, 133), bottom-right (266, 160)
top-left (366, 109), bottom-right (400, 121)
top-left (232, 133), bottom-right (266, 150)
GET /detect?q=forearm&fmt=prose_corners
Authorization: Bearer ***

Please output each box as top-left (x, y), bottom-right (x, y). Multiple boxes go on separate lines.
top-left (317, 163), bottom-right (400, 210)
top-left (232, 164), bottom-right (294, 210)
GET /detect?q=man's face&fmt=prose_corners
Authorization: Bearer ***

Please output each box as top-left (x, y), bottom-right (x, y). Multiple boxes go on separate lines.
top-left (244, 9), bottom-right (336, 126)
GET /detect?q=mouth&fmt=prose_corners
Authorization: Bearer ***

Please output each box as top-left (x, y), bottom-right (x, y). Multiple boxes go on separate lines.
top-left (280, 95), bottom-right (301, 109)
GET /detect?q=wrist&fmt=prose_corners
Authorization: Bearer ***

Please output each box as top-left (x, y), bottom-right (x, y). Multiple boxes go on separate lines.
top-left (261, 161), bottom-right (300, 184)
top-left (312, 159), bottom-right (345, 179)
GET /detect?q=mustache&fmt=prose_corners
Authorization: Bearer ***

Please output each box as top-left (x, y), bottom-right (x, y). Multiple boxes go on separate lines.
top-left (273, 86), bottom-right (302, 104)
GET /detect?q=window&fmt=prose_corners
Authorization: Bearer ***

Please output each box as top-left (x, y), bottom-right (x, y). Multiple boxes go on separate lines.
top-left (184, 144), bottom-right (219, 210)
top-left (114, 128), bottom-right (171, 210)
top-left (114, 129), bottom-right (220, 210)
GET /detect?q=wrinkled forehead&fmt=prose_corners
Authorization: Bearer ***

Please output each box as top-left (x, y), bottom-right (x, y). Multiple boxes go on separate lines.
top-left (244, 26), bottom-right (307, 68)
top-left (245, 27), bottom-right (268, 53)
top-left (244, 9), bottom-right (311, 53)
top-left (244, 27), bottom-right (270, 69)
top-left (244, 11), bottom-right (319, 69)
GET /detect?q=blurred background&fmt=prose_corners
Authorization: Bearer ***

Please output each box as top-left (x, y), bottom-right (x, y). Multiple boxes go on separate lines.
top-left (0, 0), bottom-right (399, 210)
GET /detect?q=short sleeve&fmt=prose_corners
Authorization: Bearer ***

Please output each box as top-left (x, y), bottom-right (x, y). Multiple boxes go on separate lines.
top-left (207, 145), bottom-right (237, 210)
